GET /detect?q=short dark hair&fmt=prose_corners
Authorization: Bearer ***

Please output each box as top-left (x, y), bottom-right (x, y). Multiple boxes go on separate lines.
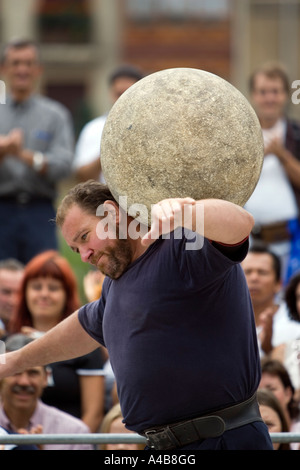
top-left (285, 272), bottom-right (300, 322)
top-left (5, 333), bottom-right (33, 352)
top-left (249, 62), bottom-right (290, 94)
top-left (0, 258), bottom-right (24, 272)
top-left (56, 180), bottom-right (117, 228)
top-left (248, 246), bottom-right (281, 282)
top-left (260, 358), bottom-right (299, 420)
top-left (0, 38), bottom-right (41, 65)
top-left (108, 64), bottom-right (144, 86)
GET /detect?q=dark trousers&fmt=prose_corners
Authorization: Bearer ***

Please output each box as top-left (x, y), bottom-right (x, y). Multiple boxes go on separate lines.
top-left (0, 200), bottom-right (58, 264)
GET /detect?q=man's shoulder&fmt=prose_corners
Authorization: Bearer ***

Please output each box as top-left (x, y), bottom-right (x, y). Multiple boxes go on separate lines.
top-left (80, 114), bottom-right (107, 136)
top-left (287, 118), bottom-right (300, 137)
top-left (33, 95), bottom-right (71, 119)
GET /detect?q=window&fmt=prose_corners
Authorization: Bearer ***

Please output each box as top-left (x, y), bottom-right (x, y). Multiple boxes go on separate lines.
top-left (38, 0), bottom-right (91, 43)
top-left (126, 0), bottom-right (230, 21)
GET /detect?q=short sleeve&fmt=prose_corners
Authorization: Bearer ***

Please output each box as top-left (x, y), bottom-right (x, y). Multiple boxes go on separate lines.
top-left (78, 276), bottom-right (111, 346)
top-left (78, 298), bottom-right (106, 347)
top-left (173, 229), bottom-right (248, 291)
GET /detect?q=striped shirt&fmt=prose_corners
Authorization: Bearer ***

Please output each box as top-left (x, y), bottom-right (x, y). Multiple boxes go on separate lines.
top-left (0, 94), bottom-right (74, 200)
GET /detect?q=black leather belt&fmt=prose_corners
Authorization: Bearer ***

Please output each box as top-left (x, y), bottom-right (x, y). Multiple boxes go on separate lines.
top-left (251, 221), bottom-right (291, 243)
top-left (142, 394), bottom-right (263, 450)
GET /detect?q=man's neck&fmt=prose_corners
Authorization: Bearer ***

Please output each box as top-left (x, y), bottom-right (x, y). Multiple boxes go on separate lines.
top-left (10, 89), bottom-right (33, 104)
top-left (259, 116), bottom-right (282, 130)
top-left (253, 301), bottom-right (279, 325)
top-left (131, 239), bottom-right (150, 262)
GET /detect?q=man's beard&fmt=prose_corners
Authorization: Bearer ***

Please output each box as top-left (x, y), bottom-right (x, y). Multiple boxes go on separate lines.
top-left (90, 238), bottom-right (133, 280)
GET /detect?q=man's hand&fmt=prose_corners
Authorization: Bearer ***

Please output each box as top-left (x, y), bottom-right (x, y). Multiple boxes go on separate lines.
top-left (257, 306), bottom-right (276, 354)
top-left (265, 137), bottom-right (300, 189)
top-left (0, 129), bottom-right (24, 159)
top-left (18, 425), bottom-right (44, 450)
top-left (264, 138), bottom-right (291, 164)
top-left (141, 197), bottom-right (254, 247)
top-left (141, 197), bottom-right (196, 247)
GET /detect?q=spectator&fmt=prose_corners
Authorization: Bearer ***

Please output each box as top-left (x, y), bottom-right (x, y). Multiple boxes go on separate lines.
top-left (73, 64), bottom-right (144, 183)
top-left (8, 250), bottom-right (105, 432)
top-left (259, 358), bottom-right (300, 450)
top-left (0, 38), bottom-right (74, 264)
top-left (0, 425), bottom-right (39, 451)
top-left (83, 270), bottom-right (105, 302)
top-left (100, 403), bottom-right (144, 450)
top-left (245, 62), bottom-right (300, 283)
top-left (257, 388), bottom-right (290, 450)
top-left (241, 247), bottom-right (300, 355)
top-left (0, 259), bottom-right (24, 338)
top-left (0, 334), bottom-right (93, 450)
top-left (272, 272), bottom-right (300, 397)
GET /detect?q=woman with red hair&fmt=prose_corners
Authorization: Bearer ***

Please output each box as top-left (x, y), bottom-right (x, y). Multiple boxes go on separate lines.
top-left (10, 250), bottom-right (80, 333)
top-left (9, 250), bottom-right (105, 432)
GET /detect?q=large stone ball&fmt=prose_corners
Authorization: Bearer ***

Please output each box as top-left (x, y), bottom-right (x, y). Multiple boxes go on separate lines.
top-left (101, 68), bottom-right (263, 225)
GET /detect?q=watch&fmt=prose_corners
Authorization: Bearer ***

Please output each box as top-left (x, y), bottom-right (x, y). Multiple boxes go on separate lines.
top-left (32, 151), bottom-right (45, 172)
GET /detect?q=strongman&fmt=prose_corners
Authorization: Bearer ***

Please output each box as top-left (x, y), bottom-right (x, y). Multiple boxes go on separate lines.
top-left (1, 180), bottom-right (273, 450)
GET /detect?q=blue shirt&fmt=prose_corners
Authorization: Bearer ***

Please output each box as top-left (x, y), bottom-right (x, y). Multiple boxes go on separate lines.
top-left (78, 229), bottom-right (260, 432)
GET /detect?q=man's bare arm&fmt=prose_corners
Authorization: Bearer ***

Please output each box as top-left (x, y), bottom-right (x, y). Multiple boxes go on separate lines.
top-left (0, 311), bottom-right (99, 379)
top-left (141, 198), bottom-right (254, 246)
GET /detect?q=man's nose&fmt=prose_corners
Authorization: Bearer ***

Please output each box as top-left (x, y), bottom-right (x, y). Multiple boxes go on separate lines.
top-left (248, 270), bottom-right (259, 282)
top-left (17, 372), bottom-right (31, 386)
top-left (79, 247), bottom-right (93, 264)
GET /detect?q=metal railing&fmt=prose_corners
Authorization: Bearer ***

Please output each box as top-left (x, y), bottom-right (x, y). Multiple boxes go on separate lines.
top-left (0, 433), bottom-right (146, 446)
top-left (0, 432), bottom-right (299, 446)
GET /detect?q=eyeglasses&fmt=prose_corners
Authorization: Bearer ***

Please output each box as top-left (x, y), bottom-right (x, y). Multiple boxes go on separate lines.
top-left (253, 88), bottom-right (286, 96)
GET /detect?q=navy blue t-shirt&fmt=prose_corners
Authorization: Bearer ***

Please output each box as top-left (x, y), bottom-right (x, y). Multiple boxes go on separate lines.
top-left (78, 229), bottom-right (260, 433)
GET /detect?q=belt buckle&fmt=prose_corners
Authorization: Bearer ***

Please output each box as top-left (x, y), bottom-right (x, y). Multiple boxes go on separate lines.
top-left (144, 429), bottom-right (157, 449)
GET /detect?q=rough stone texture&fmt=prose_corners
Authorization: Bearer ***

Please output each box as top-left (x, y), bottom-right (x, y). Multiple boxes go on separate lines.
top-left (101, 68), bottom-right (264, 225)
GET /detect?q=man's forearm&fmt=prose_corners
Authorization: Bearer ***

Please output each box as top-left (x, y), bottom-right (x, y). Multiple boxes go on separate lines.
top-left (142, 197), bottom-right (254, 247)
top-left (0, 311), bottom-right (99, 379)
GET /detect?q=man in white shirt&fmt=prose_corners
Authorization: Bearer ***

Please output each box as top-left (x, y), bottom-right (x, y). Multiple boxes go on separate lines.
top-left (73, 65), bottom-right (144, 183)
top-left (245, 63), bottom-right (300, 282)
top-left (241, 247), bottom-right (300, 357)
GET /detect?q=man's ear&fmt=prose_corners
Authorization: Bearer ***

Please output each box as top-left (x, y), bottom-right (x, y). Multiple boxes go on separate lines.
top-left (274, 279), bottom-right (282, 296)
top-left (103, 200), bottom-right (121, 225)
top-left (34, 64), bottom-right (44, 83)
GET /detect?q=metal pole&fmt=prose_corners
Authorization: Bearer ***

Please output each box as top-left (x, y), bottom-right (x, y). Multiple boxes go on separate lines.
top-left (0, 432), bottom-right (299, 446)
top-left (0, 433), bottom-right (147, 445)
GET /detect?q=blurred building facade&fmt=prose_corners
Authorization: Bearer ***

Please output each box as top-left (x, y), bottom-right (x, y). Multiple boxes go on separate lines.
top-left (0, 0), bottom-right (299, 134)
